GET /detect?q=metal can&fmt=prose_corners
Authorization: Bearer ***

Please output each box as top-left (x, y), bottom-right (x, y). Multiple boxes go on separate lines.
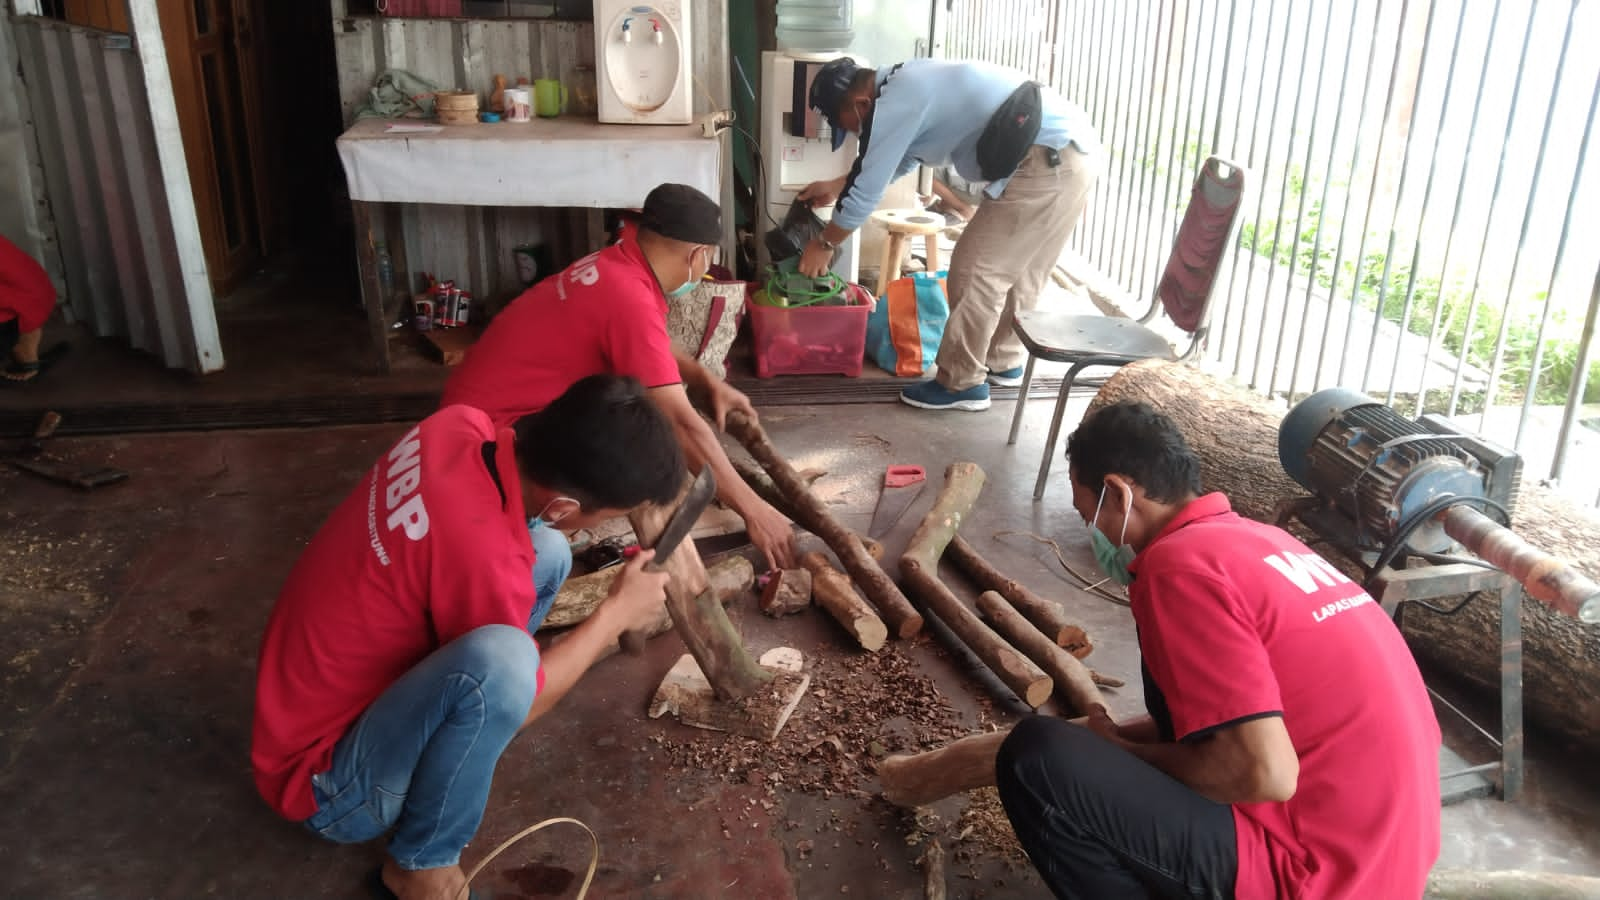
top-left (455, 290), bottom-right (472, 326)
top-left (413, 296), bottom-right (434, 331)
top-left (438, 281), bottom-right (458, 327)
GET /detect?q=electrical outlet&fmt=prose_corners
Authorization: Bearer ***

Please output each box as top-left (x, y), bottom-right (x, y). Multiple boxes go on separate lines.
top-left (699, 109), bottom-right (736, 138)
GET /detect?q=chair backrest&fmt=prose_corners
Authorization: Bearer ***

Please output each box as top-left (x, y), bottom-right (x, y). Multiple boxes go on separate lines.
top-left (1151, 157), bottom-right (1247, 353)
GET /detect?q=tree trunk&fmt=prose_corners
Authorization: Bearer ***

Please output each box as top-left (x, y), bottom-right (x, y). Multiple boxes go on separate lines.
top-left (759, 567), bottom-right (813, 616)
top-left (878, 730), bottom-right (1008, 808)
top-left (730, 456), bottom-right (883, 561)
top-left (976, 591), bottom-right (1104, 715)
top-left (1425, 869), bottom-right (1600, 900)
top-left (720, 409), bottom-right (923, 637)
top-left (631, 486), bottom-right (772, 702)
top-left (800, 551), bottom-right (888, 651)
top-left (542, 555), bottom-right (754, 630)
top-left (946, 535), bottom-right (1093, 657)
top-left (901, 463), bottom-right (1053, 709)
top-left (1090, 359), bottom-right (1600, 749)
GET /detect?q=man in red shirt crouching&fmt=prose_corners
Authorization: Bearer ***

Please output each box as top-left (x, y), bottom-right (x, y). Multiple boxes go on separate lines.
top-left (998, 401), bottom-right (1440, 899)
top-left (0, 233), bottom-right (58, 382)
top-left (442, 184), bottom-right (798, 580)
top-left (253, 375), bottom-right (683, 900)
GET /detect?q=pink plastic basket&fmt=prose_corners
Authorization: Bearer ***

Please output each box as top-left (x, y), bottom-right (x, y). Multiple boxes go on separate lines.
top-left (748, 294), bottom-right (870, 378)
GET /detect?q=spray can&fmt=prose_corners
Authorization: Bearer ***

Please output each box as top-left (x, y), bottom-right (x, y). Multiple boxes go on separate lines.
top-left (438, 281), bottom-right (458, 327)
top-left (455, 290), bottom-right (472, 327)
top-left (413, 296), bottom-right (434, 331)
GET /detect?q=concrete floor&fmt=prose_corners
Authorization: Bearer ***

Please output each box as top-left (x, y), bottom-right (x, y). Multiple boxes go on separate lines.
top-left (3, 393), bottom-right (1599, 899)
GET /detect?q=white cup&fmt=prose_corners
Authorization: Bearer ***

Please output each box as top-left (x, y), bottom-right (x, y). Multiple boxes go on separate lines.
top-left (504, 88), bottom-right (532, 123)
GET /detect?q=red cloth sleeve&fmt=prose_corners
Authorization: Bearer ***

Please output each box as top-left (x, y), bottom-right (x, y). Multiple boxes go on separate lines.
top-left (0, 236), bottom-right (57, 332)
top-left (1135, 568), bottom-right (1283, 741)
top-left (604, 296), bottom-right (683, 389)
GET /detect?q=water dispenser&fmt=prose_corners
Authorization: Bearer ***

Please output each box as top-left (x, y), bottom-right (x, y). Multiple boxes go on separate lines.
top-left (594, 0), bottom-right (694, 124)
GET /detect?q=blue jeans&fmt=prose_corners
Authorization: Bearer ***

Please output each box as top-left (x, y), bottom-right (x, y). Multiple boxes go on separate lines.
top-left (527, 518), bottom-right (573, 633)
top-left (303, 625), bottom-right (541, 870)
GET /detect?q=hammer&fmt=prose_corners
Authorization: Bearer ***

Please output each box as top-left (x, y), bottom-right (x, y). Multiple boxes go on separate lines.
top-left (618, 467), bottom-right (718, 654)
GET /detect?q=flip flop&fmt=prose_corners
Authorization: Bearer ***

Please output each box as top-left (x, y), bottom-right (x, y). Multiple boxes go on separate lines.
top-left (1, 342), bottom-right (69, 384)
top-left (366, 866), bottom-right (495, 900)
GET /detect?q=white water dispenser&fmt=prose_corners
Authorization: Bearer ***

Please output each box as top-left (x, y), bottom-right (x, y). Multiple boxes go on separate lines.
top-left (594, 0), bottom-right (694, 125)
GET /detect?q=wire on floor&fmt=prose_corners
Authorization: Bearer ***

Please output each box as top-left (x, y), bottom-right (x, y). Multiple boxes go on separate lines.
top-left (994, 530), bottom-right (1131, 607)
top-left (457, 817), bottom-right (599, 900)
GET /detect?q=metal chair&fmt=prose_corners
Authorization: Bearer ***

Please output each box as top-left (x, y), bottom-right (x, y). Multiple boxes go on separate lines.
top-left (1007, 156), bottom-right (1247, 500)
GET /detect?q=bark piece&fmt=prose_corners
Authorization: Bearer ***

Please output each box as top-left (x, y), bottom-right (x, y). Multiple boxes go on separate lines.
top-left (946, 535), bottom-right (1093, 656)
top-left (800, 551), bottom-right (888, 651)
top-left (716, 407), bottom-right (923, 637)
top-left (900, 463), bottom-right (1053, 709)
top-left (879, 730), bottom-right (1008, 808)
top-left (648, 647), bottom-right (811, 740)
top-left (543, 555), bottom-right (754, 630)
top-left (631, 481), bottom-right (771, 702)
top-left (759, 568), bottom-right (813, 617)
top-left (1089, 359), bottom-right (1600, 749)
top-left (975, 590), bottom-right (1105, 715)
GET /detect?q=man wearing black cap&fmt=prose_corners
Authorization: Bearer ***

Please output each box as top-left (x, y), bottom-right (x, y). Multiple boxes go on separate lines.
top-left (443, 183), bottom-right (798, 581)
top-left (797, 57), bottom-right (1102, 412)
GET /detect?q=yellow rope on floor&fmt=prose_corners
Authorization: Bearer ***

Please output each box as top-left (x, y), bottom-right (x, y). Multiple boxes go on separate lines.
top-left (457, 817), bottom-right (599, 900)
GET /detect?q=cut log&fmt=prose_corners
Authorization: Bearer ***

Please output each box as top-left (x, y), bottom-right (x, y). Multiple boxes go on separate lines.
top-left (648, 647), bottom-right (811, 740)
top-left (760, 568), bottom-right (813, 617)
top-left (900, 463), bottom-right (1053, 709)
top-left (542, 555), bottom-right (754, 630)
top-left (1425, 869), bottom-right (1600, 900)
top-left (1089, 359), bottom-right (1600, 749)
top-left (946, 535), bottom-right (1093, 657)
top-left (800, 551), bottom-right (889, 651)
top-left (716, 406), bottom-right (923, 638)
top-left (879, 730), bottom-right (1008, 808)
top-left (561, 560), bottom-right (751, 663)
top-left (631, 481), bottom-right (772, 702)
top-left (975, 590), bottom-right (1104, 715)
top-left (730, 455), bottom-right (883, 561)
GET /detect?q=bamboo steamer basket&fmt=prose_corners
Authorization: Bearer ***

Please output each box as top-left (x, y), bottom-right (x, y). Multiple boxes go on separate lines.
top-left (434, 90), bottom-right (480, 125)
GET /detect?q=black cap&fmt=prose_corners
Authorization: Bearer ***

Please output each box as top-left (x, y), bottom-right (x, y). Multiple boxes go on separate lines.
top-left (639, 184), bottom-right (722, 245)
top-left (808, 57), bottom-right (859, 152)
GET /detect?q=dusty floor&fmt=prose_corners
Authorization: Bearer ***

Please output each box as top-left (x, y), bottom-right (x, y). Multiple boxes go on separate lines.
top-left (3, 386), bottom-right (1600, 898)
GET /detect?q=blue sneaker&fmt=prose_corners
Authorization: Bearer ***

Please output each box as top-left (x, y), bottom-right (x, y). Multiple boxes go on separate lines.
top-left (900, 379), bottom-right (991, 411)
top-left (987, 366), bottom-right (1025, 387)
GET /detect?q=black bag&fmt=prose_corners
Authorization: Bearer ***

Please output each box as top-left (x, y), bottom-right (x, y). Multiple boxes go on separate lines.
top-left (764, 197), bottom-right (827, 263)
top-left (976, 80), bottom-right (1044, 181)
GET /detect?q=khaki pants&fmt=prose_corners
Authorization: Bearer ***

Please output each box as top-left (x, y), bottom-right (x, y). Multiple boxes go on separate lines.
top-left (935, 145), bottom-right (1102, 391)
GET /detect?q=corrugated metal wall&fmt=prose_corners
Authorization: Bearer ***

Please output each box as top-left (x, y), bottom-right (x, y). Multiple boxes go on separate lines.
top-left (331, 13), bottom-right (730, 312)
top-left (11, 17), bottom-right (198, 369)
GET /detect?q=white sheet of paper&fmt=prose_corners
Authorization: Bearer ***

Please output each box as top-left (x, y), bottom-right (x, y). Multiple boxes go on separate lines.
top-left (384, 123), bottom-right (444, 134)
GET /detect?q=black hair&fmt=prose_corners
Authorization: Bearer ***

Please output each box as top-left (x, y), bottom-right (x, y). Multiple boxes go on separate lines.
top-left (1066, 401), bottom-right (1202, 503)
top-left (513, 374), bottom-right (684, 510)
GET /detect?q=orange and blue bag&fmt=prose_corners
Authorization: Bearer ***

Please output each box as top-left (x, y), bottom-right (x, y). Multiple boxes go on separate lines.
top-left (866, 271), bottom-right (949, 376)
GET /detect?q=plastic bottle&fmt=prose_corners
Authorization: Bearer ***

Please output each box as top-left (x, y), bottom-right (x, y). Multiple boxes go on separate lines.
top-left (775, 0), bottom-right (853, 54)
top-left (375, 241), bottom-right (394, 294)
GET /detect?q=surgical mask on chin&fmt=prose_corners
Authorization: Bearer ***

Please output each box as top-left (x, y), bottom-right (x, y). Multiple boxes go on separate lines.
top-left (666, 278), bottom-right (698, 299)
top-left (530, 497), bottom-right (575, 530)
top-left (1089, 485), bottom-right (1136, 587)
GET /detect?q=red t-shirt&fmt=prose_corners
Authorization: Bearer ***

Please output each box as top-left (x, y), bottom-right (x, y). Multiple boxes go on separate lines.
top-left (440, 235), bottom-right (682, 428)
top-left (251, 405), bottom-right (544, 821)
top-left (0, 234), bottom-right (57, 331)
top-left (1129, 493), bottom-right (1440, 900)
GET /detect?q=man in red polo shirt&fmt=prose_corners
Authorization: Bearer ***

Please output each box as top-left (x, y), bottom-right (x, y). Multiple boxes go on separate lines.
top-left (253, 375), bottom-right (684, 900)
top-left (0, 234), bottom-right (58, 382)
top-left (442, 184), bottom-right (797, 574)
top-left (997, 402), bottom-right (1440, 899)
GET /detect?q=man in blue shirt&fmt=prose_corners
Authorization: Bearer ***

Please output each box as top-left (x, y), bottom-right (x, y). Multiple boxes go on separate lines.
top-left (798, 57), bottom-right (1102, 411)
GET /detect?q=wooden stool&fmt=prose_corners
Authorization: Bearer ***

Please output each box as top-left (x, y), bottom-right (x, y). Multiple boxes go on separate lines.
top-left (869, 209), bottom-right (945, 297)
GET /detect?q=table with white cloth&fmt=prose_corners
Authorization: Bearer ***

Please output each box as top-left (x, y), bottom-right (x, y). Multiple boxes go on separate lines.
top-left (335, 117), bottom-right (721, 370)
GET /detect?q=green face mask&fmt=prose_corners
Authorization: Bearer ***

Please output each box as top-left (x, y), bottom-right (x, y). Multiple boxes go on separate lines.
top-left (1089, 485), bottom-right (1136, 586)
top-left (667, 248), bottom-right (706, 299)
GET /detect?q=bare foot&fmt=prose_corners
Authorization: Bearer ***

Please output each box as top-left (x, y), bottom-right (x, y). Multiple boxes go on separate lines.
top-left (381, 857), bottom-right (470, 900)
